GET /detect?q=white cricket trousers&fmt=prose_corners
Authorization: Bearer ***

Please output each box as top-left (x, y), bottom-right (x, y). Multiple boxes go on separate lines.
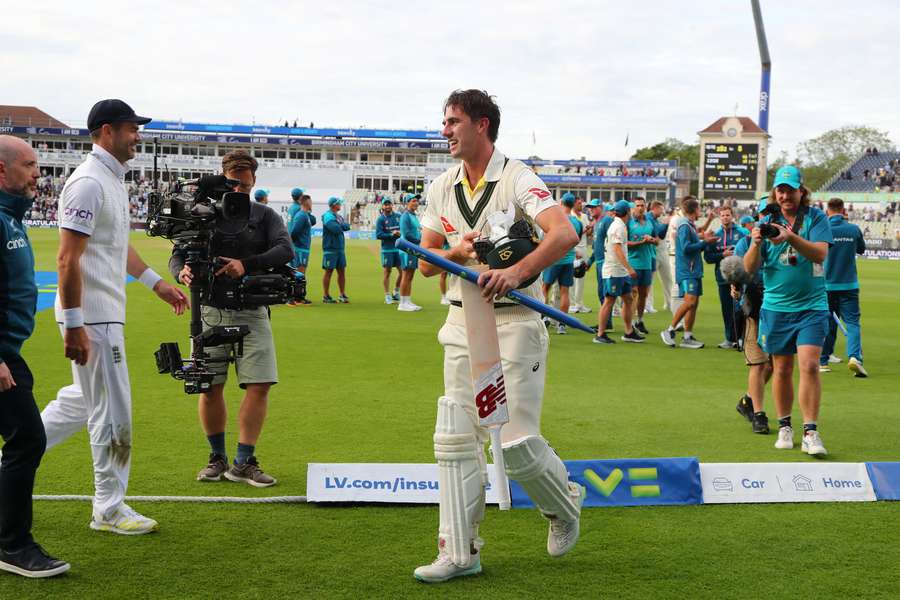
top-left (439, 306), bottom-right (547, 443)
top-left (42, 324), bottom-right (132, 521)
top-left (663, 245), bottom-right (683, 315)
top-left (572, 275), bottom-right (586, 309)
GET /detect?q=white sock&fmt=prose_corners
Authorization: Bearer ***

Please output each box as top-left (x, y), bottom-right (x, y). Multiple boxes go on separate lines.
top-left (401, 296), bottom-right (411, 304)
top-left (684, 330), bottom-right (693, 339)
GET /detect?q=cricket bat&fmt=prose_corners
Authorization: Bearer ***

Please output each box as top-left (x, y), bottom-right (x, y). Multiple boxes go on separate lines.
top-left (460, 265), bottom-right (512, 511)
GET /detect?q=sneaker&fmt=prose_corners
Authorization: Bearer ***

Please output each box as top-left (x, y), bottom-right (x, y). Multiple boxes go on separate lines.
top-left (197, 453), bottom-right (228, 482)
top-left (90, 504), bottom-right (158, 535)
top-left (849, 357), bottom-right (868, 378)
top-left (802, 430), bottom-right (828, 456)
top-left (660, 328), bottom-right (676, 347)
top-left (542, 317), bottom-right (552, 328)
top-left (774, 426), bottom-right (794, 449)
top-left (0, 544), bottom-right (70, 579)
top-left (298, 298), bottom-right (312, 305)
top-left (634, 321), bottom-right (649, 335)
top-left (568, 306), bottom-right (579, 314)
top-left (545, 483), bottom-right (586, 557)
top-left (224, 456), bottom-right (277, 488)
top-left (578, 306), bottom-right (592, 313)
top-left (592, 334), bottom-right (615, 345)
top-left (819, 364), bottom-right (832, 373)
top-left (392, 291), bottom-right (401, 302)
top-left (679, 336), bottom-right (704, 349)
top-left (752, 412), bottom-right (770, 434)
top-left (828, 354), bottom-right (842, 364)
top-left (398, 302), bottom-right (423, 312)
top-left (413, 549), bottom-right (482, 583)
top-left (385, 294), bottom-right (394, 305)
top-left (622, 329), bottom-right (645, 343)
top-left (645, 305), bottom-right (658, 314)
top-left (590, 325), bottom-right (599, 333)
top-left (718, 340), bottom-right (737, 349)
top-left (338, 294), bottom-right (350, 303)
top-left (736, 395), bottom-right (754, 422)
top-left (556, 324), bottom-right (567, 335)
top-left (674, 324), bottom-right (684, 332)
top-left (440, 295), bottom-right (451, 306)
top-left (323, 295), bottom-right (336, 304)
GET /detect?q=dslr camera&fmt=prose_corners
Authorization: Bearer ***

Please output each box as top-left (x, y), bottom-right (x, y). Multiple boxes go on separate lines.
top-left (757, 203), bottom-right (782, 239)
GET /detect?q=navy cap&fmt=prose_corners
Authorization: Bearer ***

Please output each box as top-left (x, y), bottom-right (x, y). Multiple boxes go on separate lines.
top-left (87, 99), bottom-right (151, 132)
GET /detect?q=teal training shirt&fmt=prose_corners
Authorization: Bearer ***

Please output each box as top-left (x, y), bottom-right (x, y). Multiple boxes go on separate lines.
top-left (760, 206), bottom-right (833, 312)
top-left (555, 214), bottom-right (583, 266)
top-left (400, 211), bottom-right (421, 245)
top-left (627, 216), bottom-right (655, 270)
top-left (824, 215), bottom-right (865, 291)
top-left (0, 190), bottom-right (37, 362)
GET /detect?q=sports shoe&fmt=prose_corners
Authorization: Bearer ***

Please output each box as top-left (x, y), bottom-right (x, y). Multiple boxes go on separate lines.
top-left (556, 324), bottom-right (567, 335)
top-left (398, 302), bottom-right (423, 312)
top-left (197, 453), bottom-right (228, 482)
top-left (660, 328), bottom-right (676, 347)
top-left (592, 334), bottom-right (615, 345)
top-left (385, 294), bottom-right (394, 305)
top-left (578, 306), bottom-right (592, 313)
top-left (752, 412), bottom-right (770, 434)
top-left (849, 357), bottom-right (868, 378)
top-left (440, 295), bottom-right (451, 306)
top-left (736, 395), bottom-right (754, 422)
top-left (645, 305), bottom-right (658, 314)
top-left (679, 336), bottom-right (704, 349)
top-left (622, 329), bottom-right (645, 343)
top-left (224, 456), bottom-right (277, 488)
top-left (392, 291), bottom-right (401, 302)
top-left (802, 430), bottom-right (827, 456)
top-left (338, 294), bottom-right (350, 303)
top-left (545, 483), bottom-right (586, 557)
top-left (634, 321), bottom-right (649, 335)
top-left (774, 426), bottom-right (794, 449)
top-left (413, 549), bottom-right (482, 583)
top-left (568, 306), bottom-right (579, 314)
top-left (323, 295), bottom-right (336, 304)
top-left (819, 364), bottom-right (831, 373)
top-left (297, 298), bottom-right (312, 305)
top-left (612, 306), bottom-right (621, 317)
top-left (674, 324), bottom-right (684, 332)
top-left (828, 354), bottom-right (842, 364)
top-left (0, 544), bottom-right (70, 579)
top-left (90, 504), bottom-right (158, 535)
top-left (718, 340), bottom-right (737, 349)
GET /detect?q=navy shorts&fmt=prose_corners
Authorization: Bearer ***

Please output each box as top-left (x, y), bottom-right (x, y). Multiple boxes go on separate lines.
top-left (603, 276), bottom-right (632, 298)
top-left (759, 308), bottom-right (829, 355)
top-left (322, 251), bottom-right (347, 270)
top-left (631, 268), bottom-right (652, 287)
top-left (381, 251), bottom-right (401, 268)
top-left (542, 263), bottom-right (575, 287)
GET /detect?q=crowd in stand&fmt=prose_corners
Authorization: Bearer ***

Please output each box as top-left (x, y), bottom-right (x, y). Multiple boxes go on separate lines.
top-left (837, 153), bottom-right (900, 192)
top-left (25, 173), bottom-right (157, 223)
top-left (542, 164), bottom-right (675, 179)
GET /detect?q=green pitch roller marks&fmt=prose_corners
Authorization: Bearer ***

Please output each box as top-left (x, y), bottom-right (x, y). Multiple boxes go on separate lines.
top-left (583, 467), bottom-right (661, 498)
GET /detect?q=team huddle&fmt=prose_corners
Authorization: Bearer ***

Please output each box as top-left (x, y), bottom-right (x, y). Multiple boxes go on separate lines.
top-left (0, 90), bottom-right (868, 583)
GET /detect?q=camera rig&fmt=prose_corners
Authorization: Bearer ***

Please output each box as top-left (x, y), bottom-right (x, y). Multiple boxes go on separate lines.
top-left (146, 172), bottom-right (305, 393)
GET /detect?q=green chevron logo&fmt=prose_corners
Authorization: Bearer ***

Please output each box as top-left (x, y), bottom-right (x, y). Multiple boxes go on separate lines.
top-left (583, 466), bottom-right (661, 498)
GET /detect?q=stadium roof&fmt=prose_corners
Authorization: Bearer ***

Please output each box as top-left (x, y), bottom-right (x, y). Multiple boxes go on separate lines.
top-left (0, 105), bottom-right (69, 128)
top-left (698, 116), bottom-right (766, 135)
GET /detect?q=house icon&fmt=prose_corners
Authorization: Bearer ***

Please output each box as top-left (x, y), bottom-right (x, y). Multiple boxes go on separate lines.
top-left (793, 474), bottom-right (813, 492)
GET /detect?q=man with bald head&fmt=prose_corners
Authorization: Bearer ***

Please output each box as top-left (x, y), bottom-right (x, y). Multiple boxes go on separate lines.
top-left (0, 136), bottom-right (70, 577)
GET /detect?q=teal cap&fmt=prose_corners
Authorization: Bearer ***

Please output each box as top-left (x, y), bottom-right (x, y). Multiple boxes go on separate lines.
top-left (586, 198), bottom-right (602, 208)
top-left (328, 196), bottom-right (343, 207)
top-left (254, 188), bottom-right (269, 200)
top-left (613, 200), bottom-right (634, 216)
top-left (773, 165), bottom-right (802, 189)
top-left (291, 187), bottom-right (304, 198)
top-left (739, 215), bottom-right (754, 225)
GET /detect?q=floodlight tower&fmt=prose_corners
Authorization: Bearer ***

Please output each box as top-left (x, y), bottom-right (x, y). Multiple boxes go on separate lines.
top-left (751, 0), bottom-right (772, 133)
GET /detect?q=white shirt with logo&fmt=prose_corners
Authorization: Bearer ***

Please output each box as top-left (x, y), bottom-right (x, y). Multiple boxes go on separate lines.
top-left (602, 217), bottom-right (629, 278)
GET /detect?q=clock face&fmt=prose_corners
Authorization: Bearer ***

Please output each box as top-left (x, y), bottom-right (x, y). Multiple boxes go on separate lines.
top-left (726, 127), bottom-right (738, 137)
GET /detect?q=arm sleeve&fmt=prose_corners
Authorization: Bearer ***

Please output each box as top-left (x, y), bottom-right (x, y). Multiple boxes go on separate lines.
top-left (168, 246), bottom-right (186, 279)
top-left (242, 208), bottom-right (294, 272)
top-left (856, 228), bottom-right (866, 254)
top-left (704, 230), bottom-right (723, 263)
top-left (808, 210), bottom-right (834, 245)
top-left (309, 214), bottom-right (316, 226)
top-left (513, 168), bottom-right (557, 220)
top-left (322, 212), bottom-right (341, 234)
top-left (290, 213), bottom-right (307, 245)
top-left (59, 177), bottom-right (104, 236)
top-left (375, 216), bottom-right (392, 241)
top-left (400, 213), bottom-right (420, 242)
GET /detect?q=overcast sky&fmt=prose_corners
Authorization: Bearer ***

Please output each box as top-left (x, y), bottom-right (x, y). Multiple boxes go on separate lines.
top-left (4, 1), bottom-right (898, 162)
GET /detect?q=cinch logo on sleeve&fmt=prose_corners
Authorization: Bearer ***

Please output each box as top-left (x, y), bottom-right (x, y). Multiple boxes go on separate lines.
top-left (6, 238), bottom-right (27, 250)
top-left (64, 207), bottom-right (94, 221)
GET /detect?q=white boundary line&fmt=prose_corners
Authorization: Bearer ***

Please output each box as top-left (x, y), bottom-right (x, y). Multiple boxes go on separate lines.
top-left (34, 495), bottom-right (308, 504)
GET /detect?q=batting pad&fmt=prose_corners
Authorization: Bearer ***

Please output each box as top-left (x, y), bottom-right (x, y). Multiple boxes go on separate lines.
top-left (433, 396), bottom-right (486, 567)
top-left (503, 435), bottom-right (581, 522)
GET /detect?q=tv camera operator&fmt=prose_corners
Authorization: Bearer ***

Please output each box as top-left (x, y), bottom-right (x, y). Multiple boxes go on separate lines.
top-left (169, 150), bottom-right (293, 487)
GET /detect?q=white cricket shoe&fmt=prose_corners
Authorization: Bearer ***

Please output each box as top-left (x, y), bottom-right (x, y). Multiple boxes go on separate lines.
top-left (774, 426), bottom-right (794, 450)
top-left (849, 357), bottom-right (868, 378)
top-left (645, 305), bottom-right (658, 314)
top-left (546, 483), bottom-right (586, 557)
top-left (414, 550), bottom-right (482, 583)
top-left (90, 504), bottom-right (158, 535)
top-left (398, 301), bottom-right (422, 312)
top-left (828, 354), bottom-right (842, 364)
top-left (578, 306), bottom-right (592, 313)
top-left (440, 295), bottom-right (451, 306)
top-left (568, 306), bottom-right (579, 314)
top-left (801, 430), bottom-right (828, 456)
top-left (819, 365), bottom-right (832, 373)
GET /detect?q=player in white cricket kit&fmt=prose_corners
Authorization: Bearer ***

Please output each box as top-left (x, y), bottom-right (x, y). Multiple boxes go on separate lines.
top-left (413, 90), bottom-right (585, 583)
top-left (569, 197), bottom-right (592, 313)
top-left (41, 100), bottom-right (188, 535)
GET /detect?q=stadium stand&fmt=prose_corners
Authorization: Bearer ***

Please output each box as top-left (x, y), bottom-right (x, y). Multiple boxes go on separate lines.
top-left (824, 150), bottom-right (900, 193)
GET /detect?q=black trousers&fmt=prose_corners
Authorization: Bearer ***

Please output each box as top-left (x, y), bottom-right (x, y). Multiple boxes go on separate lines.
top-left (0, 354), bottom-right (46, 552)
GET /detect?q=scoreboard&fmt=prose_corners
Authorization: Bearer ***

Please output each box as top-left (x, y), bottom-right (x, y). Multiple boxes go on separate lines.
top-left (702, 143), bottom-right (759, 198)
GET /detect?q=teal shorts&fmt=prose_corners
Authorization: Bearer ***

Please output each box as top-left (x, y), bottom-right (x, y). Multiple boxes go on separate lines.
top-left (400, 250), bottom-right (418, 270)
top-left (292, 247), bottom-right (309, 268)
top-left (381, 251), bottom-right (400, 268)
top-left (678, 278), bottom-right (703, 297)
top-left (759, 308), bottom-right (829, 355)
top-left (323, 251), bottom-right (347, 270)
top-left (603, 276), bottom-right (632, 298)
top-left (631, 268), bottom-right (652, 287)
top-left (542, 263), bottom-right (575, 287)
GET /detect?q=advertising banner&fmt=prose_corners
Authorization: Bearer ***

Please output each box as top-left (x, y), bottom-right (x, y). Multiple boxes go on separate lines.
top-left (701, 463), bottom-right (876, 504)
top-left (866, 462), bottom-right (900, 500)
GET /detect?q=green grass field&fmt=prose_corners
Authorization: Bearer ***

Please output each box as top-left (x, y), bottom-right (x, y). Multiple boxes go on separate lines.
top-left (8, 229), bottom-right (900, 598)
